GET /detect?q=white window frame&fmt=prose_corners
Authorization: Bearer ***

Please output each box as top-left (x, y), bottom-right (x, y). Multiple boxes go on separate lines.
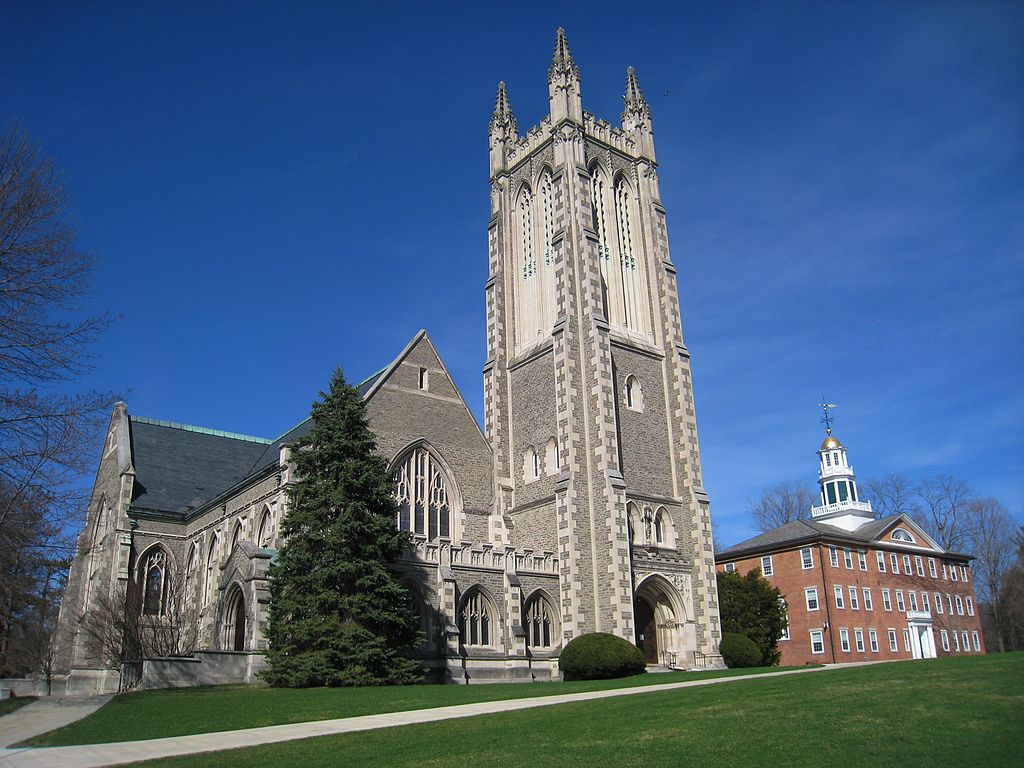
top-left (909, 591), bottom-right (919, 612)
top-left (849, 586), bottom-right (859, 611)
top-left (903, 629), bottom-right (911, 652)
top-left (966, 597), bottom-right (974, 616)
top-left (896, 590), bottom-right (906, 612)
top-left (940, 629), bottom-right (950, 651)
top-left (961, 565), bottom-right (968, 582)
top-left (915, 556), bottom-right (925, 577)
top-left (882, 588), bottom-right (892, 611)
top-left (955, 595), bottom-right (964, 615)
top-left (869, 629), bottom-right (879, 653)
top-left (844, 549), bottom-right (853, 569)
top-left (858, 551), bottom-right (868, 571)
top-left (855, 628), bottom-right (865, 653)
top-left (805, 587), bottom-right (819, 611)
top-left (962, 631), bottom-right (970, 652)
top-left (947, 594), bottom-right (954, 614)
top-left (903, 554), bottom-right (912, 574)
top-left (950, 561), bottom-right (959, 581)
top-left (810, 629), bottom-right (825, 655)
top-left (973, 631), bottom-right (981, 652)
top-left (934, 592), bottom-right (943, 614)
top-left (830, 546), bottom-right (839, 568)
top-left (890, 553), bottom-right (900, 574)
top-left (876, 551), bottom-right (886, 572)
top-left (801, 547), bottom-right (814, 570)
top-left (834, 586), bottom-right (845, 609)
top-left (921, 592), bottom-right (930, 613)
top-left (724, 562), bottom-right (736, 573)
top-left (929, 558), bottom-right (938, 578)
top-left (761, 555), bottom-right (774, 577)
top-left (953, 632), bottom-right (960, 652)
top-left (863, 587), bottom-right (873, 611)
top-left (839, 628), bottom-right (850, 652)
top-left (888, 628), bottom-right (898, 652)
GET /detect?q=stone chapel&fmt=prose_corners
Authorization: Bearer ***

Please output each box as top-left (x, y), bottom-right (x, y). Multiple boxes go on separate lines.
top-left (54, 29), bottom-right (723, 692)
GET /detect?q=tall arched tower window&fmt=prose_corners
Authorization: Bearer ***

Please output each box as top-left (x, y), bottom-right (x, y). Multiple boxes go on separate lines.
top-left (515, 185), bottom-right (539, 350)
top-left (538, 168), bottom-right (556, 332)
top-left (613, 176), bottom-right (649, 335)
top-left (591, 165), bottom-right (623, 326)
top-left (393, 445), bottom-right (452, 541)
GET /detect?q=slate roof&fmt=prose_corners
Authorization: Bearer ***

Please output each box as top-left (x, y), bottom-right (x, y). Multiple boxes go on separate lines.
top-left (716, 515), bottom-right (906, 558)
top-left (128, 417), bottom-right (272, 515)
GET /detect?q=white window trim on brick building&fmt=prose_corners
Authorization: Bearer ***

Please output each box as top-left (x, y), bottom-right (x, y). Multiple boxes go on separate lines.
top-left (810, 630), bottom-right (825, 655)
top-left (806, 587), bottom-right (819, 611)
top-left (834, 586), bottom-right (845, 609)
top-left (839, 629), bottom-right (850, 653)
top-left (801, 547), bottom-right (814, 569)
top-left (882, 588), bottom-right (892, 611)
top-left (761, 555), bottom-right (774, 577)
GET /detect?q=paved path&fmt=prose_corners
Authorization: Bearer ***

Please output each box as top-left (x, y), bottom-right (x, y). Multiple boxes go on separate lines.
top-left (0, 664), bottom-right (863, 768)
top-left (0, 697), bottom-right (112, 750)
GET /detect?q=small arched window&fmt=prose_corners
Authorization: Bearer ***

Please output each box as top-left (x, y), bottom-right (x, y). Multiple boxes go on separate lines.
top-left (257, 508), bottom-right (273, 548)
top-left (625, 375), bottom-right (643, 412)
top-left (627, 501), bottom-right (642, 544)
top-left (653, 506), bottom-right (673, 547)
top-left (891, 529), bottom-right (914, 543)
top-left (523, 446), bottom-right (539, 483)
top-left (653, 509), bottom-right (665, 545)
top-left (140, 548), bottom-right (171, 616)
top-left (231, 520), bottom-right (243, 551)
top-left (459, 589), bottom-right (496, 647)
top-left (524, 592), bottom-right (558, 650)
top-left (544, 437), bottom-right (559, 476)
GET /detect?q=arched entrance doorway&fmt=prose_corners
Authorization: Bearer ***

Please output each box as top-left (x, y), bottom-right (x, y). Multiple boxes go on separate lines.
top-left (225, 586), bottom-right (246, 651)
top-left (634, 597), bottom-right (658, 664)
top-left (634, 574), bottom-right (689, 667)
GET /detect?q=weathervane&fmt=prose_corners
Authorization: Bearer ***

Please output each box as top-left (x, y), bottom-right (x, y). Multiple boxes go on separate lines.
top-left (819, 399), bottom-right (838, 435)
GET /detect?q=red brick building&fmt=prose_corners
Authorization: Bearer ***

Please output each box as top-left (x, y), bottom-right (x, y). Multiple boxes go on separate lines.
top-left (715, 432), bottom-right (985, 665)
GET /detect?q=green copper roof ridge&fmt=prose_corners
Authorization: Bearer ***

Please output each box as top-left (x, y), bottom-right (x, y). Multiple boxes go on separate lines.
top-left (130, 416), bottom-right (274, 444)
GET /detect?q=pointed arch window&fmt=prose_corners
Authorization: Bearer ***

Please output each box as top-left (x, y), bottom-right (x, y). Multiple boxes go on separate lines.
top-left (544, 437), bottom-right (559, 476)
top-left (393, 446), bottom-right (451, 540)
top-left (524, 592), bottom-right (558, 650)
top-left (204, 533), bottom-right (220, 607)
top-left (459, 589), bottom-right (496, 647)
top-left (140, 548), bottom-right (171, 616)
top-left (184, 542), bottom-right (199, 602)
top-left (522, 446), bottom-right (539, 483)
top-left (257, 508), bottom-right (273, 548)
top-left (625, 375), bottom-right (643, 412)
top-left (231, 519), bottom-right (243, 551)
top-left (613, 177), bottom-right (649, 335)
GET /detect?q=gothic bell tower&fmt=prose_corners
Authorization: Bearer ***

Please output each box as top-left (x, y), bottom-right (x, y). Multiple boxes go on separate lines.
top-left (484, 29), bottom-right (721, 663)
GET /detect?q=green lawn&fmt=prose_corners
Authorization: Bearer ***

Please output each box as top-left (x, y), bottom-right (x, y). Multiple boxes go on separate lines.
top-left (126, 653), bottom-right (1024, 768)
top-left (24, 665), bottom-right (799, 746)
top-left (0, 696), bottom-right (36, 716)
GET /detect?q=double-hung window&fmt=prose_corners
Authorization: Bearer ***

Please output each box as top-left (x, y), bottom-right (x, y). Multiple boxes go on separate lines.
top-left (801, 547), bottom-right (814, 570)
top-left (761, 555), bottom-right (773, 576)
top-left (805, 588), bottom-right (819, 611)
top-left (858, 551), bottom-right (868, 571)
top-left (903, 554), bottom-right (912, 574)
top-left (909, 591), bottom-right (919, 612)
top-left (962, 631), bottom-right (970, 651)
top-left (830, 547), bottom-right (839, 568)
top-left (876, 551), bottom-right (886, 572)
top-left (929, 558), bottom-right (938, 578)
top-left (940, 630), bottom-right (950, 651)
top-left (915, 556), bottom-right (925, 576)
top-left (955, 595), bottom-right (964, 615)
top-left (844, 549), bottom-right (853, 569)
top-left (810, 630), bottom-right (824, 654)
top-left (890, 553), bottom-right (900, 574)
top-left (834, 586), bottom-right (845, 609)
top-left (869, 629), bottom-right (879, 653)
top-left (896, 590), bottom-right (906, 612)
top-left (972, 632), bottom-right (980, 652)
top-left (921, 592), bottom-right (930, 613)
top-left (934, 592), bottom-right (944, 613)
top-left (888, 629), bottom-right (898, 652)
top-left (855, 629), bottom-right (865, 653)
top-left (839, 628), bottom-right (850, 652)
top-left (862, 588), bottom-right (873, 611)
top-left (849, 586), bottom-right (859, 610)
top-left (881, 588), bottom-right (892, 611)
top-left (950, 562), bottom-right (959, 581)
top-left (966, 597), bottom-right (974, 616)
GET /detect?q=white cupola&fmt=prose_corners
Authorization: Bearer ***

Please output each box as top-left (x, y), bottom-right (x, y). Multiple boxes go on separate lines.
top-left (810, 416), bottom-right (873, 530)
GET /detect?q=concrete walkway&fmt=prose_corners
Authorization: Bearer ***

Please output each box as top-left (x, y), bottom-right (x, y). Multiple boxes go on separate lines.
top-left (0, 696), bottom-right (112, 749)
top-left (0, 664), bottom-right (862, 768)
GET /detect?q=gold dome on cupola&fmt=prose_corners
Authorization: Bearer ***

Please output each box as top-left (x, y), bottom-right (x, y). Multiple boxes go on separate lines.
top-left (820, 434), bottom-right (843, 451)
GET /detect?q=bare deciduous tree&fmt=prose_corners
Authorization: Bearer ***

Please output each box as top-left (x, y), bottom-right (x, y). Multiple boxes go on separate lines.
top-left (912, 475), bottom-right (974, 552)
top-left (749, 482), bottom-right (817, 532)
top-left (0, 124), bottom-right (115, 671)
top-left (862, 472), bottom-right (917, 518)
top-left (967, 498), bottom-right (1016, 652)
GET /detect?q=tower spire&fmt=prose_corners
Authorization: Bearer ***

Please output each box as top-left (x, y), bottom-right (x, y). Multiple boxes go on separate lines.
top-left (489, 81), bottom-right (518, 138)
top-left (622, 66), bottom-right (650, 121)
top-left (547, 27), bottom-right (583, 124)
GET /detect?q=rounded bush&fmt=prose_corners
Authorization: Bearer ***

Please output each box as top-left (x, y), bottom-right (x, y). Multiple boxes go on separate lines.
top-left (720, 632), bottom-right (762, 668)
top-left (559, 632), bottom-right (647, 681)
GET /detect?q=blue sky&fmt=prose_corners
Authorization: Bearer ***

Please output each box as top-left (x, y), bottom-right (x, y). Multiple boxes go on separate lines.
top-left (2, 1), bottom-right (1021, 548)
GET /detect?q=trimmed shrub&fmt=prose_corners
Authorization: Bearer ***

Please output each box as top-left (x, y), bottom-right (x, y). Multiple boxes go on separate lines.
top-left (720, 632), bottom-right (762, 668)
top-left (559, 632), bottom-right (647, 680)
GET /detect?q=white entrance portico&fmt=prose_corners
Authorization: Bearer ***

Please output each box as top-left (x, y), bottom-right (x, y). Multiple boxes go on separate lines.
top-left (906, 611), bottom-right (937, 659)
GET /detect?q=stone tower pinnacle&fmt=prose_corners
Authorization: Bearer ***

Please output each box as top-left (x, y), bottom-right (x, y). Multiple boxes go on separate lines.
top-left (488, 81), bottom-right (519, 178)
top-left (547, 27), bottom-right (583, 124)
top-left (622, 66), bottom-right (655, 160)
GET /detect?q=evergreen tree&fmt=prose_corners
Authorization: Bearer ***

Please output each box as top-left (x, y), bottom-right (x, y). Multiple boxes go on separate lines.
top-left (716, 569), bottom-right (788, 666)
top-left (263, 368), bottom-right (424, 686)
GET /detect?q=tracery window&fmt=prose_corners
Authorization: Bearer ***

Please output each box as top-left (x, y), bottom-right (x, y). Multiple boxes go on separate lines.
top-left (459, 589), bottom-right (495, 647)
top-left (140, 548), bottom-right (171, 616)
top-left (524, 592), bottom-right (557, 650)
top-left (613, 177), bottom-right (648, 335)
top-left (393, 446), bottom-right (451, 540)
top-left (591, 167), bottom-right (614, 320)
